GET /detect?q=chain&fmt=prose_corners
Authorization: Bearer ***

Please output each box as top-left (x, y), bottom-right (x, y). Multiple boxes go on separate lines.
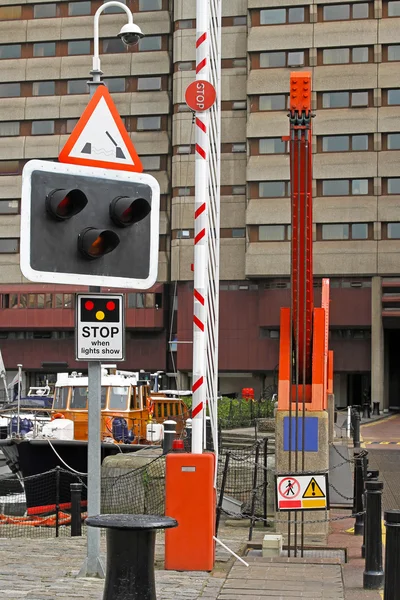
top-left (222, 507), bottom-right (364, 525)
top-left (330, 442), bottom-right (355, 464)
top-left (328, 481), bottom-right (353, 501)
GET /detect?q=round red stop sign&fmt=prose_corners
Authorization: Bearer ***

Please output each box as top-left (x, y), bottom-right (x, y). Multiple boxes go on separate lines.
top-left (185, 80), bottom-right (216, 112)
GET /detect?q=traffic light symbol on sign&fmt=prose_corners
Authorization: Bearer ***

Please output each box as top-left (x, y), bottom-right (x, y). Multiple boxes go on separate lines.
top-left (80, 297), bottom-right (120, 323)
top-left (20, 160), bottom-right (160, 289)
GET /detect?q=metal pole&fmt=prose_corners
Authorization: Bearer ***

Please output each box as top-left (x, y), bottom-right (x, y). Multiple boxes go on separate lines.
top-left (384, 510), bottom-right (400, 600)
top-left (353, 451), bottom-right (364, 536)
top-left (363, 480), bottom-right (384, 590)
top-left (263, 439), bottom-right (268, 527)
top-left (55, 466), bottom-right (60, 538)
top-left (16, 364), bottom-right (22, 435)
top-left (353, 409), bottom-right (361, 448)
top-left (162, 420), bottom-right (177, 455)
top-left (347, 406), bottom-right (351, 438)
top-left (216, 451), bottom-right (230, 536)
top-left (248, 442), bottom-right (261, 541)
top-left (71, 482), bottom-right (83, 537)
top-left (362, 469), bottom-right (379, 558)
top-left (191, 0), bottom-right (210, 454)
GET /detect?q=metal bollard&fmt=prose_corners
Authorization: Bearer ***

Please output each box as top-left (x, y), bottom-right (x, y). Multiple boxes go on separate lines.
top-left (384, 510), bottom-right (400, 600)
top-left (86, 515), bottom-right (177, 600)
top-left (353, 409), bottom-right (361, 448)
top-left (162, 420), bottom-right (177, 455)
top-left (362, 470), bottom-right (379, 558)
top-left (362, 403), bottom-right (370, 419)
top-left (353, 451), bottom-right (364, 535)
top-left (363, 480), bottom-right (384, 590)
top-left (70, 482), bottom-right (83, 537)
top-left (372, 402), bottom-right (380, 416)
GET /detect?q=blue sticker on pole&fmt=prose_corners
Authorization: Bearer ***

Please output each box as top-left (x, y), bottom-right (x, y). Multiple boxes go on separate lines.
top-left (283, 417), bottom-right (319, 452)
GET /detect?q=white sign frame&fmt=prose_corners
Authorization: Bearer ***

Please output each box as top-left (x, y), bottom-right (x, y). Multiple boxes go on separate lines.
top-left (275, 473), bottom-right (329, 512)
top-left (20, 159), bottom-right (160, 290)
top-left (75, 293), bottom-right (125, 362)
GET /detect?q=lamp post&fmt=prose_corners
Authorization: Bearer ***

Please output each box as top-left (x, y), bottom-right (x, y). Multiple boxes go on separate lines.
top-left (79, 1), bottom-right (144, 579)
top-left (88, 1), bottom-right (144, 98)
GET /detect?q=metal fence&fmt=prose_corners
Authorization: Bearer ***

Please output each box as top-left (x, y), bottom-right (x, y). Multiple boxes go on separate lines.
top-left (0, 438), bottom-right (274, 538)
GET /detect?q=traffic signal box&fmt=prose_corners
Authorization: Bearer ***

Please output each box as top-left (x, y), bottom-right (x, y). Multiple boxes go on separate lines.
top-left (165, 453), bottom-right (215, 571)
top-left (20, 160), bottom-right (160, 289)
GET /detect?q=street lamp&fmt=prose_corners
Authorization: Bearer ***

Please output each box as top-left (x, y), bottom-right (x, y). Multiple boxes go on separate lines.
top-left (89, 0), bottom-right (144, 96)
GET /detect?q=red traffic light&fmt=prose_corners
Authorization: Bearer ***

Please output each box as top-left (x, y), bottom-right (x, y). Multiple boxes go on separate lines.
top-left (110, 196), bottom-right (151, 228)
top-left (46, 188), bottom-right (88, 221)
top-left (78, 227), bottom-right (120, 259)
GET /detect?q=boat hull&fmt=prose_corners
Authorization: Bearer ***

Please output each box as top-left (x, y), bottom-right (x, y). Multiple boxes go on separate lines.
top-left (0, 438), bottom-right (158, 511)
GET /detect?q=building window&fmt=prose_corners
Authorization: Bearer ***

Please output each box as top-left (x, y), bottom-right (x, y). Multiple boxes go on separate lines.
top-left (259, 138), bottom-right (287, 154)
top-left (321, 134), bottom-right (369, 152)
top-left (34, 42), bottom-right (56, 57)
top-left (177, 230), bottom-right (191, 239)
top-left (259, 225), bottom-right (287, 241)
top-left (103, 0), bottom-right (126, 13)
top-left (139, 36), bottom-right (162, 51)
top-left (103, 77), bottom-right (125, 92)
top-left (139, 0), bottom-right (162, 9)
top-left (177, 19), bottom-right (193, 28)
top-left (387, 89), bottom-right (400, 104)
top-left (137, 76), bottom-right (162, 91)
top-left (0, 44), bottom-right (21, 59)
top-left (33, 3), bottom-right (57, 18)
top-left (232, 143), bottom-right (246, 153)
top-left (67, 79), bottom-right (87, 94)
top-left (0, 238), bottom-right (18, 253)
top-left (0, 122), bottom-right (20, 136)
top-left (386, 133), bottom-right (400, 149)
top-left (177, 62), bottom-right (193, 71)
top-left (260, 50), bottom-right (306, 68)
top-left (387, 45), bottom-right (400, 61)
top-left (0, 161), bottom-right (19, 174)
top-left (232, 228), bottom-right (246, 238)
top-left (260, 7), bottom-right (305, 24)
top-left (322, 3), bottom-right (370, 20)
top-left (259, 181), bottom-right (287, 198)
top-left (258, 94), bottom-right (288, 111)
top-left (0, 200), bottom-right (18, 214)
top-left (321, 90), bottom-right (369, 108)
top-left (387, 178), bottom-right (400, 194)
top-left (68, 1), bottom-right (91, 16)
top-left (233, 16), bottom-right (247, 25)
top-left (387, 222), bottom-right (400, 238)
top-left (322, 46), bottom-right (369, 65)
top-left (321, 179), bottom-right (369, 195)
top-left (102, 38), bottom-right (126, 53)
top-left (0, 6), bottom-right (22, 19)
top-left (388, 1), bottom-right (400, 16)
top-left (32, 120), bottom-right (55, 135)
top-left (0, 82), bottom-right (20, 97)
top-left (233, 186), bottom-right (246, 195)
top-left (137, 116), bottom-right (161, 131)
top-left (32, 81), bottom-right (55, 96)
top-left (66, 118), bottom-right (79, 133)
top-left (68, 40), bottom-right (91, 55)
top-left (140, 156), bottom-right (161, 170)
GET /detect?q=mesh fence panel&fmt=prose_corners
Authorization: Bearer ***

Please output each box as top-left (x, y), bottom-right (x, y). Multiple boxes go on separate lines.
top-left (0, 439), bottom-right (272, 538)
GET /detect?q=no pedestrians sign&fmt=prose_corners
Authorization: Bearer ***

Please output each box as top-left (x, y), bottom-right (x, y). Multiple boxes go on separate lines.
top-left (75, 293), bottom-right (125, 361)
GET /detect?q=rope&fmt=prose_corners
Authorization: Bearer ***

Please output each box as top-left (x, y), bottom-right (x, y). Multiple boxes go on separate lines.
top-left (47, 440), bottom-right (87, 476)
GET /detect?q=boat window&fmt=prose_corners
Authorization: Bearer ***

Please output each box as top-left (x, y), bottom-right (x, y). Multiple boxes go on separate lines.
top-left (53, 386), bottom-right (69, 410)
top-left (109, 386), bottom-right (129, 410)
top-left (101, 386), bottom-right (107, 409)
top-left (71, 387), bottom-right (87, 409)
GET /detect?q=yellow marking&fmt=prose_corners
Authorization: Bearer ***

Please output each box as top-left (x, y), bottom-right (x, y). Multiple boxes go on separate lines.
top-left (302, 499), bottom-right (327, 509)
top-left (303, 477), bottom-right (325, 498)
top-left (96, 310), bottom-right (105, 321)
top-left (380, 442), bottom-right (391, 445)
top-left (361, 414), bottom-right (398, 428)
top-left (346, 526), bottom-right (354, 533)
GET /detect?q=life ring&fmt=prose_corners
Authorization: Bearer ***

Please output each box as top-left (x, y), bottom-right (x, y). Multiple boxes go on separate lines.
top-left (51, 412), bottom-right (65, 421)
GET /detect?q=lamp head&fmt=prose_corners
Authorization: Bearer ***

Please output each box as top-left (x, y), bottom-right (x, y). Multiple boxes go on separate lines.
top-left (117, 22), bottom-right (144, 46)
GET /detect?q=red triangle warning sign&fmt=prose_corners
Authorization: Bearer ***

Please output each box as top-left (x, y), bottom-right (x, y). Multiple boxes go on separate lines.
top-left (59, 86), bottom-right (143, 173)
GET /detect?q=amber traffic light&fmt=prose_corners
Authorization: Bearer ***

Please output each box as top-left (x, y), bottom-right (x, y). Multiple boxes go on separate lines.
top-left (78, 227), bottom-right (120, 259)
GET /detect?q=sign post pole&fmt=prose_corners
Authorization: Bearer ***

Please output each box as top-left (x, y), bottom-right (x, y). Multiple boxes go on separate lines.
top-left (77, 292), bottom-right (124, 578)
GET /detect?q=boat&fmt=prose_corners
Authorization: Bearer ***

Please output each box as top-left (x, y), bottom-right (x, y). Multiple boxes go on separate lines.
top-left (0, 367), bottom-right (188, 510)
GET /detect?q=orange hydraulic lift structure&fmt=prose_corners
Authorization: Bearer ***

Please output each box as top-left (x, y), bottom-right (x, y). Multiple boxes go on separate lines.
top-left (277, 72), bottom-right (334, 424)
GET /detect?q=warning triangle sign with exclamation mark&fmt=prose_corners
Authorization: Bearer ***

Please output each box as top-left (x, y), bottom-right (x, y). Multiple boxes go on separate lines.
top-left (302, 477), bottom-right (325, 498)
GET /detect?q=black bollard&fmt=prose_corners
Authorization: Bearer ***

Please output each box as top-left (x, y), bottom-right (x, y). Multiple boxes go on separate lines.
top-left (70, 482), bottom-right (83, 537)
top-left (363, 480), bottom-right (384, 590)
top-left (373, 402), bottom-right (380, 416)
top-left (353, 451), bottom-right (364, 535)
top-left (86, 515), bottom-right (177, 600)
top-left (362, 403), bottom-right (370, 419)
top-left (362, 470), bottom-right (379, 558)
top-left (353, 409), bottom-right (361, 448)
top-left (162, 420), bottom-right (177, 455)
top-left (384, 510), bottom-right (400, 600)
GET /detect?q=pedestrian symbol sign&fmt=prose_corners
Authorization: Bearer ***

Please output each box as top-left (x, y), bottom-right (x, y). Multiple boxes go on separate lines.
top-left (275, 473), bottom-right (329, 511)
top-left (303, 477), bottom-right (325, 499)
top-left (59, 86), bottom-right (143, 173)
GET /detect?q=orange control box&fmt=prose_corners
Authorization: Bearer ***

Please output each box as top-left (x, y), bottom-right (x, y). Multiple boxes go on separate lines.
top-left (165, 452), bottom-right (215, 571)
